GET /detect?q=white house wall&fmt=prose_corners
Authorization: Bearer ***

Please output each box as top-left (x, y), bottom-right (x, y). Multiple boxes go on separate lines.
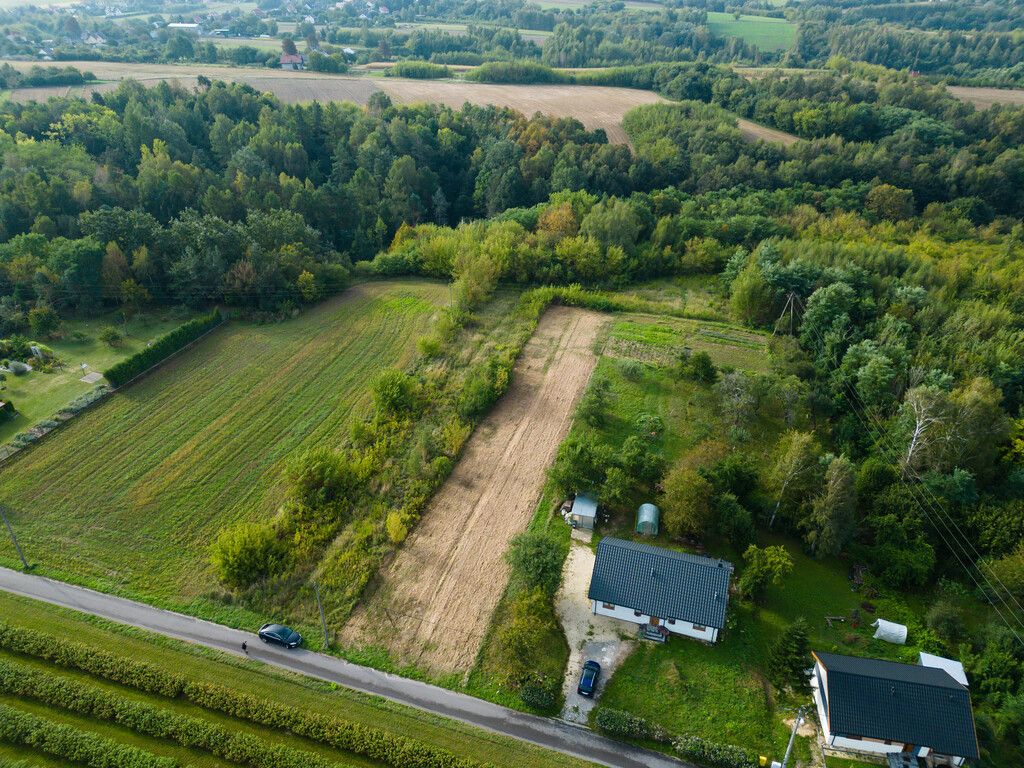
top-left (591, 600), bottom-right (718, 642)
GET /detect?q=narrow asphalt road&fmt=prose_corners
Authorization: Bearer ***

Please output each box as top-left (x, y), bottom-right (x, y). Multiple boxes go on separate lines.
top-left (0, 566), bottom-right (690, 768)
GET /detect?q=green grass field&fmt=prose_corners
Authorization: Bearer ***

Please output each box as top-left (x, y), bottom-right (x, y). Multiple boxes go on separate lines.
top-left (706, 12), bottom-right (796, 52)
top-left (204, 36), bottom-right (282, 52)
top-left (0, 591), bottom-right (591, 768)
top-left (0, 281), bottom-right (446, 613)
top-left (0, 309), bottom-right (195, 445)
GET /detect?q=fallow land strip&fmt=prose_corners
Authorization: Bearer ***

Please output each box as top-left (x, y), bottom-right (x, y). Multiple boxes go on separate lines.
top-left (343, 307), bottom-right (604, 674)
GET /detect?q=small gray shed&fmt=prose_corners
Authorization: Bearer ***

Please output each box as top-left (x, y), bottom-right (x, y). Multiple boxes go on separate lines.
top-left (571, 494), bottom-right (598, 530)
top-left (635, 503), bottom-right (659, 536)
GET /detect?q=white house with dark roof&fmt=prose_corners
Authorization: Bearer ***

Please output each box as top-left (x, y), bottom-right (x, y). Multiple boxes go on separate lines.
top-left (587, 537), bottom-right (733, 643)
top-left (811, 651), bottom-right (979, 766)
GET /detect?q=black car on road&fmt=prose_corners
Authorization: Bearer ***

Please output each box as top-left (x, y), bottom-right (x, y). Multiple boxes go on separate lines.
top-left (258, 623), bottom-right (302, 648)
top-left (577, 660), bottom-right (601, 697)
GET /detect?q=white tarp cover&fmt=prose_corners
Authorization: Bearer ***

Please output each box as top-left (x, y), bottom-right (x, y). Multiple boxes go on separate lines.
top-left (919, 652), bottom-right (969, 686)
top-left (872, 618), bottom-right (908, 645)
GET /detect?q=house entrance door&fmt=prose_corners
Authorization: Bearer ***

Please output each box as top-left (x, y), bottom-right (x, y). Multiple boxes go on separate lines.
top-left (650, 617), bottom-right (661, 627)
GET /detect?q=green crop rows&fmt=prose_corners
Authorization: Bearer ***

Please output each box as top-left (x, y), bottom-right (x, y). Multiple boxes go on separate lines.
top-left (0, 281), bottom-right (446, 611)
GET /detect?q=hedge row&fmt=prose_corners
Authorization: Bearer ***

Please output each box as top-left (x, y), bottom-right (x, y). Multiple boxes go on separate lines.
top-left (0, 701), bottom-right (176, 768)
top-left (0, 622), bottom-right (488, 768)
top-left (0, 659), bottom-right (352, 768)
top-left (592, 707), bottom-right (669, 743)
top-left (673, 735), bottom-right (760, 768)
top-left (593, 708), bottom-right (758, 768)
top-left (104, 309), bottom-right (222, 387)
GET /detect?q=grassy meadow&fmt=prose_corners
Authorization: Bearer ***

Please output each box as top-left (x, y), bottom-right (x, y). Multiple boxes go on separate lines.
top-left (0, 591), bottom-right (591, 768)
top-left (0, 281), bottom-right (446, 616)
top-left (0, 308), bottom-right (195, 445)
top-left (706, 12), bottom-right (796, 52)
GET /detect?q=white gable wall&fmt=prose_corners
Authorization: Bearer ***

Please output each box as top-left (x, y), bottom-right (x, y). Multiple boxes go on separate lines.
top-left (591, 600), bottom-right (718, 642)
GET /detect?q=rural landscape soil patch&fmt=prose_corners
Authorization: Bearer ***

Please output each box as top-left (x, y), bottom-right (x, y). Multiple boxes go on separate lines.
top-left (343, 307), bottom-right (604, 674)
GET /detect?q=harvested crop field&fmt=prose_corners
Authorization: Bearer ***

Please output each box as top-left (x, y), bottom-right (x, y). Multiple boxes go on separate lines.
top-left (0, 281), bottom-right (445, 603)
top-left (735, 117), bottom-right (799, 145)
top-left (343, 307), bottom-right (604, 674)
top-left (377, 80), bottom-right (662, 144)
top-left (0, 60), bottom-right (661, 144)
top-left (947, 85), bottom-right (1024, 109)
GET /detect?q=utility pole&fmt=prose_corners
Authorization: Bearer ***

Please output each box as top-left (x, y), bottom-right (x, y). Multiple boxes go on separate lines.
top-left (773, 291), bottom-right (797, 337)
top-left (780, 706), bottom-right (805, 768)
top-left (313, 582), bottom-right (330, 649)
top-left (0, 505), bottom-right (28, 570)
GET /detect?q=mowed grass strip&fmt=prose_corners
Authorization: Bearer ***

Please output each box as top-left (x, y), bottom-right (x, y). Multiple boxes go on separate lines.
top-left (706, 12), bottom-right (796, 52)
top-left (0, 592), bottom-right (594, 768)
top-left (0, 281), bottom-right (446, 603)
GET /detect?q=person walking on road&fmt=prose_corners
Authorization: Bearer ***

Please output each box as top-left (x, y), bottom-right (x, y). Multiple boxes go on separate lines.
top-left (242, 640), bottom-right (248, 655)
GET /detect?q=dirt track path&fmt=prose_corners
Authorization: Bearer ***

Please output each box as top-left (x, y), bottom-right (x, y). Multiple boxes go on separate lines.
top-left (343, 307), bottom-right (604, 674)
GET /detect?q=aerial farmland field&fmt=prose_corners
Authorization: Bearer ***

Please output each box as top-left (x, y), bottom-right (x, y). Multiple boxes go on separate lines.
top-left (706, 12), bottom-right (796, 52)
top-left (0, 281), bottom-right (446, 608)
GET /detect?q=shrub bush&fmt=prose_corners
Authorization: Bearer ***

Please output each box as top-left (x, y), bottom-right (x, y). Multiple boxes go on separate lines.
top-left (105, 310), bottom-right (222, 387)
top-left (592, 708), bottom-right (669, 742)
top-left (210, 520), bottom-right (286, 590)
top-left (465, 61), bottom-right (568, 84)
top-left (672, 735), bottom-right (759, 768)
top-left (386, 61), bottom-right (451, 79)
top-left (506, 531), bottom-right (566, 596)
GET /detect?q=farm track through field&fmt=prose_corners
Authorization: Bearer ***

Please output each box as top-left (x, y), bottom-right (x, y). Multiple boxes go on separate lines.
top-left (343, 307), bottom-right (604, 674)
top-left (0, 281), bottom-right (446, 602)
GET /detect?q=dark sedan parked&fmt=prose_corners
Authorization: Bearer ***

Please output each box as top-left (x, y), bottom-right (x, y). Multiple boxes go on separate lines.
top-left (577, 659), bottom-right (601, 697)
top-left (258, 623), bottom-right (303, 648)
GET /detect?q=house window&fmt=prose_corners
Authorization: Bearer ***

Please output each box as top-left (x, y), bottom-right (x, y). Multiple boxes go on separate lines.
top-left (602, 602), bottom-right (615, 610)
top-left (667, 618), bottom-right (676, 625)
top-left (692, 624), bottom-right (706, 631)
top-left (634, 610), bottom-right (642, 617)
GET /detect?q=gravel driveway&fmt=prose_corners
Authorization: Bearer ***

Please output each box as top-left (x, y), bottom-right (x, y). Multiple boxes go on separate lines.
top-left (556, 541), bottom-right (635, 724)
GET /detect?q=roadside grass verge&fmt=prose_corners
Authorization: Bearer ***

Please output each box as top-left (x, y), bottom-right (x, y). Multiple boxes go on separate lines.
top-left (0, 591), bottom-right (594, 768)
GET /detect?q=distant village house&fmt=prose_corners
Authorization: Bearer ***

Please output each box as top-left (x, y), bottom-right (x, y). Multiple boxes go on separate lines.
top-left (280, 53), bottom-right (305, 70)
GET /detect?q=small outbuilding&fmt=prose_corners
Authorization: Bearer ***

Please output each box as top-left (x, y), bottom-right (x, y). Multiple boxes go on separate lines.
top-left (569, 494), bottom-right (598, 530)
top-left (635, 503), bottom-right (659, 536)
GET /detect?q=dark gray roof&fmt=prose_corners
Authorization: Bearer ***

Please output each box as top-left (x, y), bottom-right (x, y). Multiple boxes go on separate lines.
top-left (587, 537), bottom-right (733, 629)
top-left (815, 651), bottom-right (979, 759)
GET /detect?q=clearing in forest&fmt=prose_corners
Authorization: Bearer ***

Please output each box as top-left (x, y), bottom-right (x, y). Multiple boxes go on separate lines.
top-left (0, 281), bottom-right (446, 604)
top-left (343, 307), bottom-right (604, 674)
top-left (947, 85), bottom-right (1024, 109)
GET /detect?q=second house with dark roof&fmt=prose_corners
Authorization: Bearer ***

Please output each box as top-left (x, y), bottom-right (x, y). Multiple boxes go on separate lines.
top-left (587, 537), bottom-right (733, 643)
top-left (811, 650), bottom-right (979, 766)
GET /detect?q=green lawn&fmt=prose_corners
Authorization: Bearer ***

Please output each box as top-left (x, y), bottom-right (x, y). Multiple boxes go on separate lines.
top-left (204, 36), bottom-right (283, 51)
top-left (0, 308), bottom-right (194, 445)
top-left (0, 281), bottom-right (446, 620)
top-left (0, 591), bottom-right (592, 768)
top-left (706, 12), bottom-right (796, 52)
